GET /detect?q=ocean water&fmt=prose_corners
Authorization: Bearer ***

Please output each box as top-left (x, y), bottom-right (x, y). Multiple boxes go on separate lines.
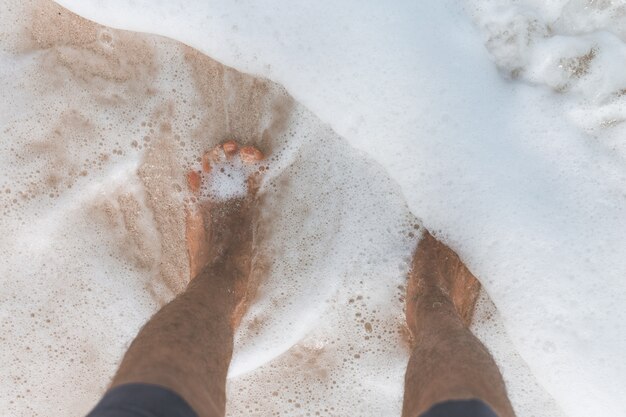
top-left (1, 1), bottom-right (625, 417)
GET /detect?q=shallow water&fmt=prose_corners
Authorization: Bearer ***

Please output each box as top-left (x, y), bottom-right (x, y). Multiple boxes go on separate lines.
top-left (46, 0), bottom-right (626, 416)
top-left (1, 1), bottom-right (622, 417)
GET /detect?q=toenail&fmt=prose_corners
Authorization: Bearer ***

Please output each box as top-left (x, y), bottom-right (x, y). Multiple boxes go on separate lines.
top-left (223, 140), bottom-right (239, 157)
top-left (240, 146), bottom-right (264, 163)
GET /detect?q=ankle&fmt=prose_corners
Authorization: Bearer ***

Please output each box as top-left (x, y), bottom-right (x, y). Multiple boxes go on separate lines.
top-left (186, 266), bottom-right (237, 306)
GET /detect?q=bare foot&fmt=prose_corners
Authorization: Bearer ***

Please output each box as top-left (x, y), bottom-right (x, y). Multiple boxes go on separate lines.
top-left (185, 140), bottom-right (266, 328)
top-left (406, 230), bottom-right (481, 337)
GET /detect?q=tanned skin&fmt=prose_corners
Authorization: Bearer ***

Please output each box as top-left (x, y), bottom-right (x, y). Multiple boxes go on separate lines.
top-left (402, 231), bottom-right (516, 417)
top-left (106, 141), bottom-right (515, 417)
top-left (110, 141), bottom-right (263, 417)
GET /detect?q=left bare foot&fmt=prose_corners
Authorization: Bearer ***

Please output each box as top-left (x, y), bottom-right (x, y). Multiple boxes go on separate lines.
top-left (184, 140), bottom-right (266, 327)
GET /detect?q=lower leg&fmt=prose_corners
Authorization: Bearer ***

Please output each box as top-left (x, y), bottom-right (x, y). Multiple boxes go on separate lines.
top-left (104, 141), bottom-right (265, 417)
top-left (402, 231), bottom-right (515, 417)
top-left (110, 265), bottom-right (237, 417)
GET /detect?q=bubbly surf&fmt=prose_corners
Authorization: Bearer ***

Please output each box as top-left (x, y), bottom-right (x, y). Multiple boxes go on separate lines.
top-left (1, 1), bottom-right (625, 417)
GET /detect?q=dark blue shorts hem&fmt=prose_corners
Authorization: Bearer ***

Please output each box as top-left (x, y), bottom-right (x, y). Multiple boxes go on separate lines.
top-left (86, 383), bottom-right (197, 417)
top-left (418, 399), bottom-right (499, 417)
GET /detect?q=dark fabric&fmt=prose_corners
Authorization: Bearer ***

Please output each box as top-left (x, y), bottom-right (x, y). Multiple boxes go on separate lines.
top-left (418, 399), bottom-right (499, 417)
top-left (86, 383), bottom-right (198, 417)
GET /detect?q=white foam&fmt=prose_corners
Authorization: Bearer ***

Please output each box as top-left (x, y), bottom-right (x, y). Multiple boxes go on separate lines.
top-left (200, 161), bottom-right (249, 201)
top-left (3, 0), bottom-right (626, 416)
top-left (47, 0), bottom-right (626, 416)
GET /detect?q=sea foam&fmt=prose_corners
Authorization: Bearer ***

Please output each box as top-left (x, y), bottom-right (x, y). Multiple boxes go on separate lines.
top-left (2, 0), bottom-right (625, 417)
top-left (49, 0), bottom-right (626, 416)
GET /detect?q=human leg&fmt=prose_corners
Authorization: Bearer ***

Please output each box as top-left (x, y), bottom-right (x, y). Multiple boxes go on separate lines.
top-left (87, 141), bottom-right (264, 417)
top-left (402, 231), bottom-right (516, 417)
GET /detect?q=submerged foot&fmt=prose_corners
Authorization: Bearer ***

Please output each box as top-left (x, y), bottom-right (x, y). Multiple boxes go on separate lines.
top-left (406, 231), bottom-right (481, 336)
top-left (185, 140), bottom-right (266, 327)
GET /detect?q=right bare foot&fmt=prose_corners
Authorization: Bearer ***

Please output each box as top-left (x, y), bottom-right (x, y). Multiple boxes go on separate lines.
top-left (184, 140), bottom-right (266, 328)
top-left (406, 231), bottom-right (481, 337)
